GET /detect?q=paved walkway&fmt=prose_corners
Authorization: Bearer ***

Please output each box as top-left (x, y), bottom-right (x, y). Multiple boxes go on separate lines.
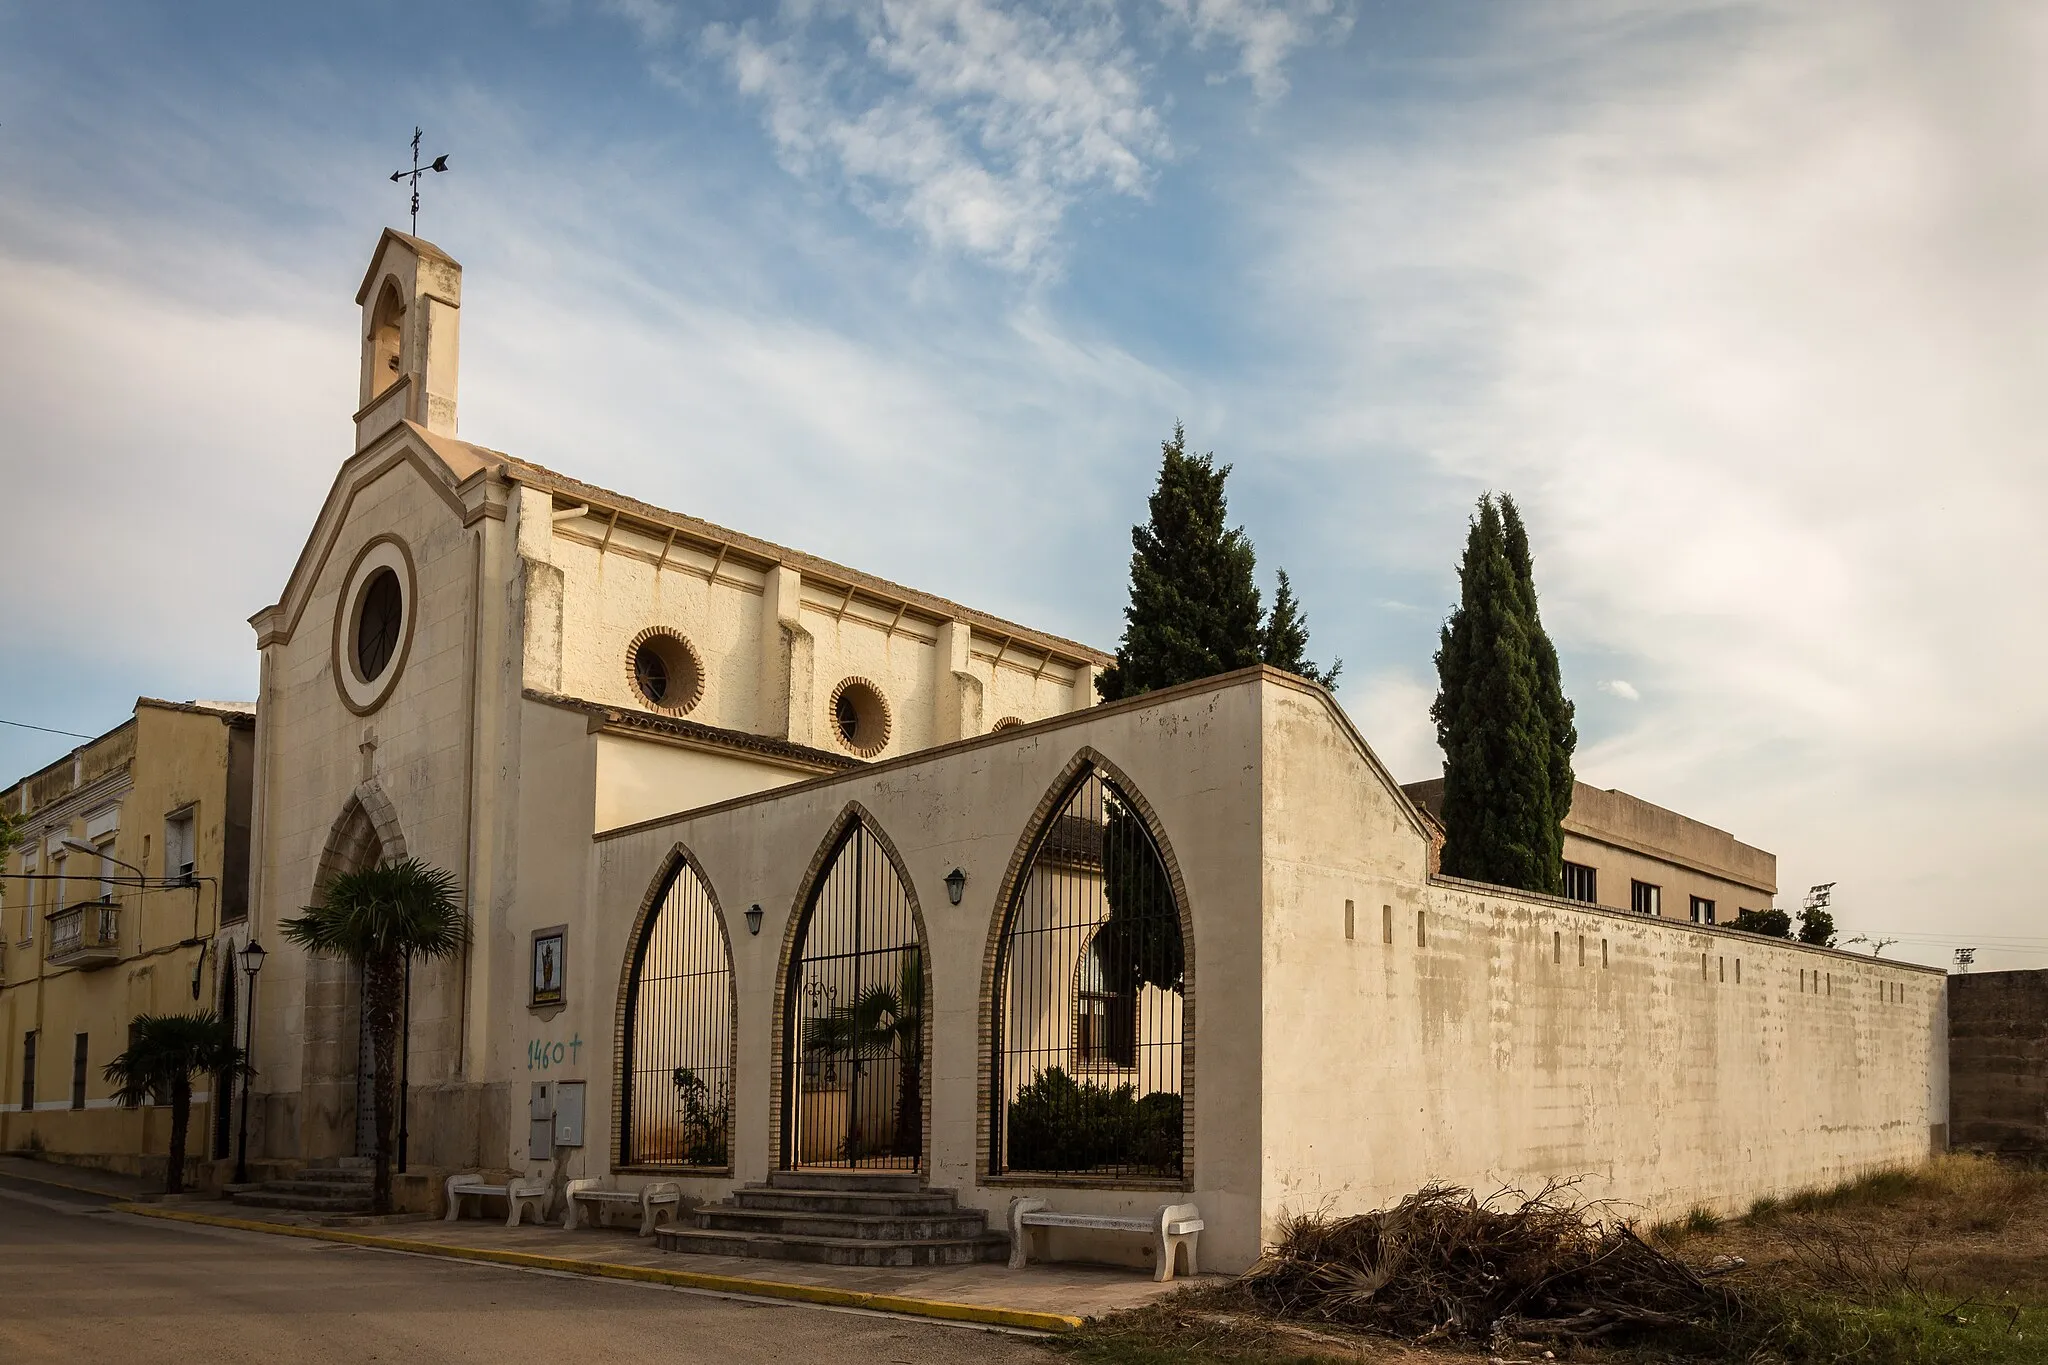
top-left (0, 1182), bottom-right (1056, 1365)
top-left (0, 1155), bottom-right (1207, 1329)
top-left (114, 1192), bottom-right (1206, 1330)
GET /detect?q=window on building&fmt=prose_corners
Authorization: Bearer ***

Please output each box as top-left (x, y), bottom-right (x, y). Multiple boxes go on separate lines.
top-left (1561, 861), bottom-right (1598, 904)
top-left (17, 853), bottom-right (33, 943)
top-left (21, 1031), bottom-right (36, 1111)
top-left (1690, 896), bottom-right (1716, 925)
top-left (1630, 880), bottom-right (1661, 916)
top-left (51, 851), bottom-right (66, 909)
top-left (95, 837), bottom-right (116, 903)
top-left (164, 811), bottom-right (196, 885)
top-left (1074, 932), bottom-right (1137, 1068)
top-left (70, 1034), bottom-right (88, 1110)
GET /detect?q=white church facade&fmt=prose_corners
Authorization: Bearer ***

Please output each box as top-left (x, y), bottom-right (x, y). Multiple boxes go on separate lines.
top-left (231, 231), bottom-right (1949, 1273)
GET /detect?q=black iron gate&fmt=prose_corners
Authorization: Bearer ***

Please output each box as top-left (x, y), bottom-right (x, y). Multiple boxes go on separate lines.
top-left (621, 857), bottom-right (735, 1167)
top-left (991, 766), bottom-right (1185, 1178)
top-left (784, 821), bottom-right (924, 1171)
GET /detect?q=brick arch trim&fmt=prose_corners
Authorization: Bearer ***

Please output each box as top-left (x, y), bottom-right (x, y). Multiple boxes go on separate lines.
top-left (768, 801), bottom-right (934, 1179)
top-left (610, 842), bottom-right (738, 1171)
top-left (312, 779), bottom-right (409, 893)
top-left (974, 746), bottom-right (1197, 1187)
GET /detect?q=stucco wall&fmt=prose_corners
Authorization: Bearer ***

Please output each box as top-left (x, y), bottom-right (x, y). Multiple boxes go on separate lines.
top-left (567, 675), bottom-right (1266, 1260)
top-left (1261, 681), bottom-right (1945, 1248)
top-left (249, 445), bottom-right (484, 1159)
top-left (525, 485), bottom-right (1092, 766)
top-left (592, 732), bottom-right (825, 834)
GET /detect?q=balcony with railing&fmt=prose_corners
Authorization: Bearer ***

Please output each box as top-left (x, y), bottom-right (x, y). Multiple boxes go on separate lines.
top-left (47, 900), bottom-right (121, 969)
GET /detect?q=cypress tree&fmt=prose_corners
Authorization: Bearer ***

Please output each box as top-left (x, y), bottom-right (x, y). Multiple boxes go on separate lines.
top-left (1262, 569), bottom-right (1342, 689)
top-left (1500, 494), bottom-right (1577, 874)
top-left (1098, 423), bottom-right (1269, 701)
top-left (1430, 495), bottom-right (1560, 893)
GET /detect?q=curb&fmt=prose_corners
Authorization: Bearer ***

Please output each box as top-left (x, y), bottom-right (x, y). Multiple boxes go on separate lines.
top-left (112, 1204), bottom-right (1080, 1333)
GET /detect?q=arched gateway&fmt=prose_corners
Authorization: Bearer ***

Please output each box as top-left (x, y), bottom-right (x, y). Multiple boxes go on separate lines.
top-left (989, 759), bottom-right (1189, 1179)
top-left (304, 782), bottom-right (408, 1159)
top-left (618, 851), bottom-right (736, 1168)
top-left (779, 812), bottom-right (929, 1172)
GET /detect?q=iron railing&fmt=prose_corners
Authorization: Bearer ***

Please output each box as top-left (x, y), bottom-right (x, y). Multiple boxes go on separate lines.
top-left (621, 857), bottom-right (735, 1167)
top-left (991, 767), bottom-right (1185, 1179)
top-left (784, 822), bottom-right (924, 1171)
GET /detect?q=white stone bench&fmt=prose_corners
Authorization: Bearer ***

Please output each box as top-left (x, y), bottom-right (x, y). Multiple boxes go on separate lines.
top-left (1007, 1197), bottom-right (1203, 1282)
top-left (444, 1173), bottom-right (550, 1227)
top-left (562, 1178), bottom-right (682, 1237)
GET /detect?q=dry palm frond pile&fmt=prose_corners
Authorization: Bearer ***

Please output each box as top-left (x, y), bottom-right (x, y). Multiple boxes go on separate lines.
top-left (1240, 1182), bottom-right (1740, 1345)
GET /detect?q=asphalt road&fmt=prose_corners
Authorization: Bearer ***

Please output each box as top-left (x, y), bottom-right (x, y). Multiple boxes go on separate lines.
top-left (0, 1177), bottom-right (1056, 1364)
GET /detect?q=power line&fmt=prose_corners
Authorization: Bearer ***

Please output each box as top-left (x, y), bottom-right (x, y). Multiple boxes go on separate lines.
top-left (0, 717), bottom-right (96, 740)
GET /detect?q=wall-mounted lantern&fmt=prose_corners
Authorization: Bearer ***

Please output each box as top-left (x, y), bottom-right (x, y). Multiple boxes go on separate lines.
top-left (745, 904), bottom-right (764, 936)
top-left (944, 868), bottom-right (967, 906)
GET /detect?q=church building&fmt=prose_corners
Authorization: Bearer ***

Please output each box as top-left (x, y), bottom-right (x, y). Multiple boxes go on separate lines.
top-left (232, 231), bottom-right (1948, 1274)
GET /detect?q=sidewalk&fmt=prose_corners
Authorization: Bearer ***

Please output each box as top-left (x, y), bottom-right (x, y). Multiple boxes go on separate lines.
top-left (0, 1155), bottom-right (157, 1201)
top-left (113, 1196), bottom-right (1206, 1332)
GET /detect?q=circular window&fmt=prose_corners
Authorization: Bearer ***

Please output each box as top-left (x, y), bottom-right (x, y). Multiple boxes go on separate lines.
top-left (332, 536), bottom-right (415, 716)
top-left (627, 629), bottom-right (704, 715)
top-left (829, 678), bottom-right (891, 758)
top-left (355, 569), bottom-right (403, 682)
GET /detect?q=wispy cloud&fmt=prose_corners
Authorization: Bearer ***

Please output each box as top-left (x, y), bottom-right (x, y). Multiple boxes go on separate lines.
top-left (602, 0), bottom-right (683, 46)
top-left (699, 0), bottom-right (1169, 271)
top-left (1598, 679), bottom-right (1640, 702)
top-left (1159, 0), bottom-right (1350, 98)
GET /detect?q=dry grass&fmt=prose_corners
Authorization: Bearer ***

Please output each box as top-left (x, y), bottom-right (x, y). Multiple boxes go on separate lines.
top-left (1056, 1158), bottom-right (2048, 1365)
top-left (1651, 1154), bottom-right (2048, 1303)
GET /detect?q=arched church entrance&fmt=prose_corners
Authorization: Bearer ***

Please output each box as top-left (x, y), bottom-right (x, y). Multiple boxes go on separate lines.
top-left (781, 814), bottom-right (928, 1173)
top-left (302, 784), bottom-right (406, 1160)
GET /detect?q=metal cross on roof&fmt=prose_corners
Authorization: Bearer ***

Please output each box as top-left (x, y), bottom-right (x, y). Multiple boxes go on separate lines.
top-left (389, 126), bottom-right (449, 236)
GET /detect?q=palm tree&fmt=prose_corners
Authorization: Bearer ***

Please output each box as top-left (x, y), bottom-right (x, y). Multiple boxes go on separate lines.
top-left (104, 1012), bottom-right (245, 1195)
top-left (279, 858), bottom-right (466, 1214)
top-left (802, 946), bottom-right (924, 1161)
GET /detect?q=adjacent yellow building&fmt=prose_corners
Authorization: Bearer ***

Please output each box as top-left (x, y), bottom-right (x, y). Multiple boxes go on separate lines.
top-left (0, 698), bottom-right (255, 1180)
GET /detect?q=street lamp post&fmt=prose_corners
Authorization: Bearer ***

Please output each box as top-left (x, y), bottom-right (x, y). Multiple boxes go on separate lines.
top-left (233, 940), bottom-right (266, 1185)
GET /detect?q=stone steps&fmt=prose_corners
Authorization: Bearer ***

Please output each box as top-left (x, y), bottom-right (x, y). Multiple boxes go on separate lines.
top-left (231, 1190), bottom-right (375, 1213)
top-left (695, 1205), bottom-right (991, 1241)
top-left (228, 1163), bottom-right (375, 1213)
top-left (658, 1171), bottom-right (1005, 1268)
top-left (656, 1225), bottom-right (1008, 1267)
top-left (731, 1187), bottom-right (960, 1216)
top-left (764, 1169), bottom-right (922, 1194)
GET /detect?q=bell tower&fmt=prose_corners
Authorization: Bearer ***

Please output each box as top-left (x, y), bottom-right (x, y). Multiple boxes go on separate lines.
top-left (354, 229), bottom-right (461, 451)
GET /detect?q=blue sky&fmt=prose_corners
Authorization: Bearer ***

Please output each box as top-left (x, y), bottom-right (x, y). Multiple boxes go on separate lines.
top-left (3, 1), bottom-right (2044, 968)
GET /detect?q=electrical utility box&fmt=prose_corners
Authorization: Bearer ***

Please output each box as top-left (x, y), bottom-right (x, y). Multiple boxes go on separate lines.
top-left (554, 1081), bottom-right (586, 1149)
top-left (529, 1082), bottom-right (554, 1161)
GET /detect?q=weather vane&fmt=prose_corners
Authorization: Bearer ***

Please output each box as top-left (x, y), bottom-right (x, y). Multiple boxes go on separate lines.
top-left (389, 127), bottom-right (449, 236)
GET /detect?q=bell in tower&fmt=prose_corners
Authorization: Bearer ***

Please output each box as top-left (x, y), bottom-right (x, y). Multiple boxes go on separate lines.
top-left (354, 229), bottom-right (461, 451)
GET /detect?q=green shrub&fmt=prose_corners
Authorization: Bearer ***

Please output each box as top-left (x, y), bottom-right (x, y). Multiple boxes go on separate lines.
top-left (1006, 1067), bottom-right (1182, 1175)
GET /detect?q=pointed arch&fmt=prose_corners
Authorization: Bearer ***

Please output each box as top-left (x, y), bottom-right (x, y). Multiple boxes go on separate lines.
top-left (614, 844), bottom-right (737, 1169)
top-left (979, 748), bottom-right (1195, 1184)
top-left (304, 779), bottom-right (409, 1159)
top-left (313, 780), bottom-right (408, 892)
top-left (771, 803), bottom-right (933, 1174)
